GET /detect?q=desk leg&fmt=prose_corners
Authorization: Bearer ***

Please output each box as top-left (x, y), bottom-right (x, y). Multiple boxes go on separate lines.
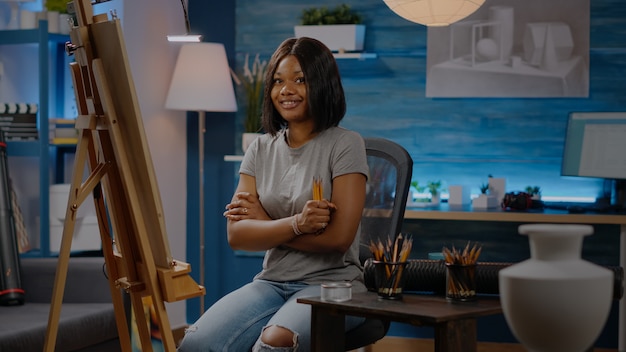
top-left (309, 306), bottom-right (345, 352)
top-left (434, 318), bottom-right (477, 352)
top-left (617, 224), bottom-right (626, 352)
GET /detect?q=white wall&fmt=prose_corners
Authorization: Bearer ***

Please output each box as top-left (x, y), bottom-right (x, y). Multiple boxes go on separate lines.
top-left (112, 0), bottom-right (188, 328)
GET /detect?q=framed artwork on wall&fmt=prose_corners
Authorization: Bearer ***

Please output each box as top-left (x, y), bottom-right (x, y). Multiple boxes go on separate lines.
top-left (426, 0), bottom-right (590, 98)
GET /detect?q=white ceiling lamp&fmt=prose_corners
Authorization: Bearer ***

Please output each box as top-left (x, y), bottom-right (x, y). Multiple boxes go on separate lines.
top-left (383, 0), bottom-right (485, 27)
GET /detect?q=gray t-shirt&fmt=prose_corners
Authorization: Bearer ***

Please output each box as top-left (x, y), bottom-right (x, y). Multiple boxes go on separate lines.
top-left (239, 126), bottom-right (369, 284)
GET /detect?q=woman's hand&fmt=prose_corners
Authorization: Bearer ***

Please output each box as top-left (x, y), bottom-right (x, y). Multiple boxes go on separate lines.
top-left (223, 192), bottom-right (269, 221)
top-left (295, 199), bottom-right (337, 235)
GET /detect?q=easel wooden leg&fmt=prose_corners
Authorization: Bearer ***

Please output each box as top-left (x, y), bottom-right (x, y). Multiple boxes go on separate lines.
top-left (43, 213), bottom-right (74, 352)
top-left (88, 146), bottom-right (133, 351)
top-left (44, 128), bottom-right (105, 351)
top-left (131, 294), bottom-right (154, 351)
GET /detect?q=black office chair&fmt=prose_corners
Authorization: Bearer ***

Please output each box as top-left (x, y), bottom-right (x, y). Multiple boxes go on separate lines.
top-left (344, 137), bottom-right (413, 351)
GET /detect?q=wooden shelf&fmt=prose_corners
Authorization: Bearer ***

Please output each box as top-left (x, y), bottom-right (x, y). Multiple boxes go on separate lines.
top-left (224, 155), bottom-right (244, 162)
top-left (333, 52), bottom-right (377, 60)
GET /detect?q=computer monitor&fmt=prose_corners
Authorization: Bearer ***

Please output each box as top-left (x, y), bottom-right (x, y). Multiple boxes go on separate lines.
top-left (561, 112), bottom-right (626, 208)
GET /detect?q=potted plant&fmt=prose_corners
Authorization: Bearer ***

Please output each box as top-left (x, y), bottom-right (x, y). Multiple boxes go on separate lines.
top-left (233, 53), bottom-right (267, 153)
top-left (473, 177), bottom-right (498, 209)
top-left (44, 0), bottom-right (71, 34)
top-left (525, 185), bottom-right (542, 200)
top-left (294, 4), bottom-right (366, 53)
top-left (427, 180), bottom-right (442, 204)
top-left (44, 0), bottom-right (69, 13)
top-left (479, 183), bottom-right (490, 195)
top-left (407, 180), bottom-right (442, 206)
top-left (408, 180), bottom-right (424, 204)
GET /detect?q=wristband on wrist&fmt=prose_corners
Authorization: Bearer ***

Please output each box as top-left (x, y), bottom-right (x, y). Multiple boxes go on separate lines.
top-left (291, 214), bottom-right (304, 236)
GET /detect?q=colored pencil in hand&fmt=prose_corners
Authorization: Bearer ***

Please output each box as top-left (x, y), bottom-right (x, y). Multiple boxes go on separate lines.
top-left (313, 176), bottom-right (323, 200)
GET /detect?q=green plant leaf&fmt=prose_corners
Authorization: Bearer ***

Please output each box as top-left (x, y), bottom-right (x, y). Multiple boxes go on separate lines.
top-left (45, 0), bottom-right (69, 13)
top-left (300, 4), bottom-right (362, 25)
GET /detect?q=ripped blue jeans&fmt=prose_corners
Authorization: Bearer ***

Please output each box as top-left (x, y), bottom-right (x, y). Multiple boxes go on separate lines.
top-left (177, 279), bottom-right (365, 352)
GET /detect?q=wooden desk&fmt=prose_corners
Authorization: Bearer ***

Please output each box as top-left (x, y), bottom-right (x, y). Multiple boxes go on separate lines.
top-left (298, 292), bottom-right (501, 352)
top-left (404, 204), bottom-right (626, 352)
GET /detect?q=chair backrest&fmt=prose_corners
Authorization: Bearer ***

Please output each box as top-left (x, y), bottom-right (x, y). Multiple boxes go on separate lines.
top-left (359, 137), bottom-right (413, 264)
top-left (344, 139), bottom-right (412, 350)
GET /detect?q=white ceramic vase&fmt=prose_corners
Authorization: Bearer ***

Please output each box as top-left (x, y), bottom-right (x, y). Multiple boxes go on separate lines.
top-left (47, 10), bottom-right (59, 33)
top-left (59, 13), bottom-right (71, 34)
top-left (499, 224), bottom-right (613, 352)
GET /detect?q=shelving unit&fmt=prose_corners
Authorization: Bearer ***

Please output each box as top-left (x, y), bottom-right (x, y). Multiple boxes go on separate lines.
top-left (0, 20), bottom-right (72, 257)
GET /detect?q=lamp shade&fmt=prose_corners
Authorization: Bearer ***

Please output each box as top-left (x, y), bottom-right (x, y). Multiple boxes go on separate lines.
top-left (383, 0), bottom-right (485, 27)
top-left (166, 43), bottom-right (237, 112)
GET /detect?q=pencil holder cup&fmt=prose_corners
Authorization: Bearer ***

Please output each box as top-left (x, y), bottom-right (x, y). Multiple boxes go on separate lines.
top-left (373, 260), bottom-right (408, 300)
top-left (445, 263), bottom-right (477, 302)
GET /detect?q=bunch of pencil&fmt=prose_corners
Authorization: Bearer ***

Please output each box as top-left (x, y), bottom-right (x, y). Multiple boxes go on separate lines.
top-left (369, 233), bottom-right (412, 264)
top-left (442, 241), bottom-right (482, 300)
top-left (442, 241), bottom-right (482, 266)
top-left (369, 233), bottom-right (413, 298)
top-left (312, 177), bottom-right (323, 201)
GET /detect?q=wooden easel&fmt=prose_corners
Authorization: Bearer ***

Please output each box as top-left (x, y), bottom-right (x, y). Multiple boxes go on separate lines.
top-left (44, 1), bottom-right (205, 351)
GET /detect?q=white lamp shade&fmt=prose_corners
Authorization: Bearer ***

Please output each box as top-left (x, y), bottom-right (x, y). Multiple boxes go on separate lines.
top-left (383, 0), bottom-right (485, 27)
top-left (166, 42), bottom-right (237, 112)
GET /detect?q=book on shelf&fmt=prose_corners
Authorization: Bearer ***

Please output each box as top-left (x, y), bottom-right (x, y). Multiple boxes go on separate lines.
top-left (0, 126), bottom-right (38, 133)
top-left (0, 114), bottom-right (37, 124)
top-left (0, 121), bottom-right (37, 128)
top-left (50, 137), bottom-right (78, 145)
top-left (49, 118), bottom-right (78, 140)
top-left (5, 135), bottom-right (38, 141)
top-left (51, 118), bottom-right (76, 126)
top-left (0, 109), bottom-right (39, 141)
top-left (51, 118), bottom-right (78, 138)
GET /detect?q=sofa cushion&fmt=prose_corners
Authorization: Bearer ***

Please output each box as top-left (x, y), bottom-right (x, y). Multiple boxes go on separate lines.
top-left (0, 302), bottom-right (118, 352)
top-left (20, 257), bottom-right (113, 304)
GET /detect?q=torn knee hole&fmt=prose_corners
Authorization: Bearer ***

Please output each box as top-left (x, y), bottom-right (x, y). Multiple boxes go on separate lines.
top-left (261, 325), bottom-right (298, 347)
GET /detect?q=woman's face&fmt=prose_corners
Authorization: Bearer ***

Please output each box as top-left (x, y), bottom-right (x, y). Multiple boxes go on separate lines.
top-left (271, 55), bottom-right (310, 123)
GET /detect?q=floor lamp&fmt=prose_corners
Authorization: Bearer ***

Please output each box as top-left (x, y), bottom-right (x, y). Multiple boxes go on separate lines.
top-left (165, 43), bottom-right (237, 314)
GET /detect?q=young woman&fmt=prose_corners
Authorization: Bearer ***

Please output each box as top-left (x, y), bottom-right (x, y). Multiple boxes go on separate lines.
top-left (177, 37), bottom-right (368, 352)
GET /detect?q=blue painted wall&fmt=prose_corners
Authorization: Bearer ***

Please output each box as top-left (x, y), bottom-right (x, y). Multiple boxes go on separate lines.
top-left (234, 0), bottom-right (626, 200)
top-left (186, 0), bottom-right (238, 320)
top-left (189, 0), bottom-right (624, 347)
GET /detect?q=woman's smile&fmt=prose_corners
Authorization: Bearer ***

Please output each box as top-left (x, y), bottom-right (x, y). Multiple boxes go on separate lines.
top-left (279, 99), bottom-right (302, 109)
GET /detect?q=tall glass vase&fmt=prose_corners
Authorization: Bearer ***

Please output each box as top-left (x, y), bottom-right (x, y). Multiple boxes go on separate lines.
top-left (499, 224), bottom-right (613, 352)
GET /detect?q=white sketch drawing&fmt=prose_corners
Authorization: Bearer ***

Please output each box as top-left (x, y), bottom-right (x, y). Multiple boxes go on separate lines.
top-left (426, 0), bottom-right (590, 98)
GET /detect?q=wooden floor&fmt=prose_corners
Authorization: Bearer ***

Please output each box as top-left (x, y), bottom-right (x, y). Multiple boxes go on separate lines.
top-left (359, 336), bottom-right (618, 352)
top-left (175, 326), bottom-right (618, 351)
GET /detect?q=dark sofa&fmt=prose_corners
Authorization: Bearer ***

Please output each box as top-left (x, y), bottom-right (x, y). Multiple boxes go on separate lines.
top-left (0, 257), bottom-right (123, 352)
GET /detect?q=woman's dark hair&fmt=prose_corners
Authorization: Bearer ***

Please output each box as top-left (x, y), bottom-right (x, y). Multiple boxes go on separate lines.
top-left (261, 37), bottom-right (346, 135)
